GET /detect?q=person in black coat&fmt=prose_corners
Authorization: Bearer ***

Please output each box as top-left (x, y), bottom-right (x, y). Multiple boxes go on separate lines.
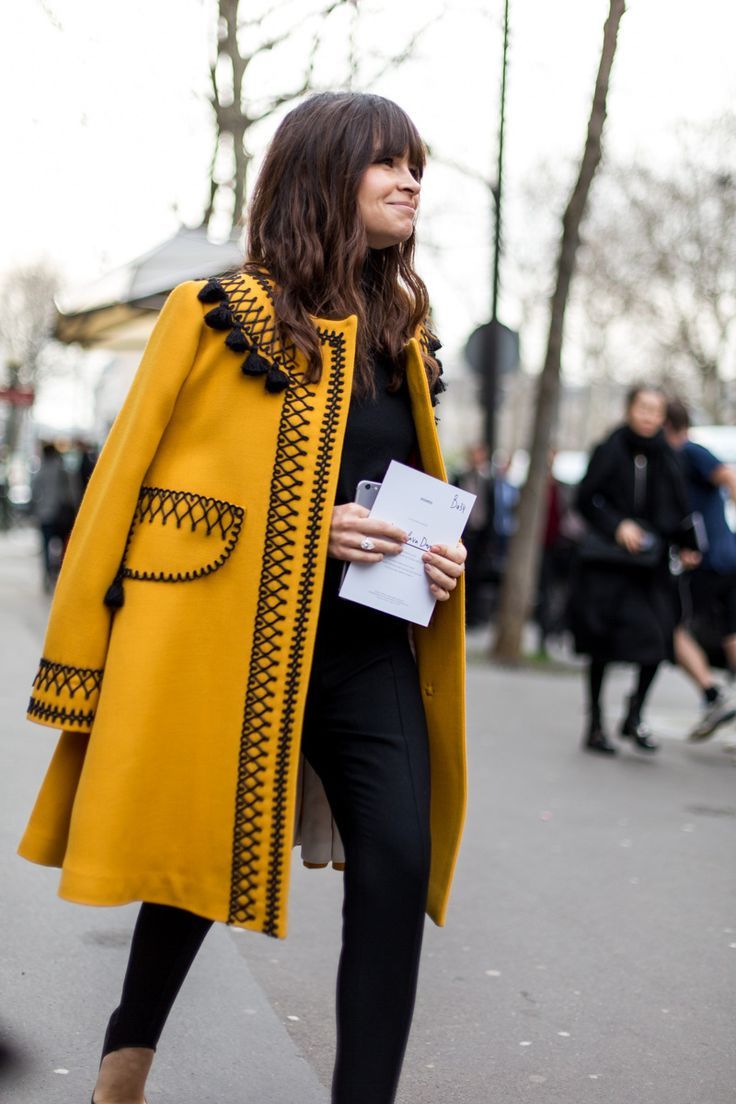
top-left (570, 385), bottom-right (690, 755)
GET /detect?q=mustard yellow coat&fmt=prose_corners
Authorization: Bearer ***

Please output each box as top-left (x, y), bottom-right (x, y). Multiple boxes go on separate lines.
top-left (19, 271), bottom-right (467, 939)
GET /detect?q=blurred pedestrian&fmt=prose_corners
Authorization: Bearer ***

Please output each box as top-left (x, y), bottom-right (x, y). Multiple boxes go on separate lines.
top-left (72, 436), bottom-right (97, 507)
top-left (534, 450), bottom-right (576, 656)
top-left (665, 399), bottom-right (736, 741)
top-left (570, 385), bottom-right (690, 755)
top-left (490, 449), bottom-right (518, 573)
top-left (19, 92), bottom-right (466, 1104)
top-left (0, 446), bottom-right (10, 531)
top-left (30, 442), bottom-right (75, 590)
top-left (453, 443), bottom-right (493, 625)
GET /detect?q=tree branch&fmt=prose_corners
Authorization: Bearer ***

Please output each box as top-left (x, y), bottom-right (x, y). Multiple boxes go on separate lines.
top-left (430, 153), bottom-right (494, 193)
top-left (360, 15), bottom-right (440, 86)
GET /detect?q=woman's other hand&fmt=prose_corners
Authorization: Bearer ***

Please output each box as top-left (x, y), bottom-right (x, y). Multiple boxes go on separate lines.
top-left (422, 542), bottom-right (467, 601)
top-left (615, 519), bottom-right (646, 553)
top-left (329, 503), bottom-right (407, 562)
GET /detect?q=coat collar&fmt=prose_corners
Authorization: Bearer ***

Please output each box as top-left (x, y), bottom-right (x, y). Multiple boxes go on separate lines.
top-left (197, 269), bottom-right (442, 410)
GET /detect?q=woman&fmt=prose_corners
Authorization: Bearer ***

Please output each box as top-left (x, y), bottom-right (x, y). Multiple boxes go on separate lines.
top-left (18, 92), bottom-right (467, 1104)
top-left (571, 385), bottom-right (689, 755)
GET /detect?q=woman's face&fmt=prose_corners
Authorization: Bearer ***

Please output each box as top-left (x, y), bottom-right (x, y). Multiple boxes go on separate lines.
top-left (357, 151), bottom-right (421, 249)
top-left (627, 389), bottom-right (666, 437)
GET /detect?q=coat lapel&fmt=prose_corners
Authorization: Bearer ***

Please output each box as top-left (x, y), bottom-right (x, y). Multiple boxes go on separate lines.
top-left (404, 338), bottom-right (447, 481)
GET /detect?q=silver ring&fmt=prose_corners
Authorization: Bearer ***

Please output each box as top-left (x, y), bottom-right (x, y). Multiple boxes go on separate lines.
top-left (360, 537), bottom-right (375, 552)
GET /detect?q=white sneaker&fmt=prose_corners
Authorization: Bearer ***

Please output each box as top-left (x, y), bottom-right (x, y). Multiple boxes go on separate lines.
top-left (688, 689), bottom-right (736, 742)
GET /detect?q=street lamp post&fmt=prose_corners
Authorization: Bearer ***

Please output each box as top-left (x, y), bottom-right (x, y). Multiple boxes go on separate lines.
top-left (484, 0), bottom-right (510, 459)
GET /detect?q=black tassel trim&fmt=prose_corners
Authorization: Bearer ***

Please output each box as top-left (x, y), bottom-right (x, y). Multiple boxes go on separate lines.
top-left (204, 303), bottom-right (234, 331)
top-left (104, 573), bottom-right (125, 609)
top-left (241, 349), bottom-right (270, 377)
top-left (225, 328), bottom-right (250, 354)
top-left (197, 279), bottom-right (290, 394)
top-left (430, 359), bottom-right (446, 407)
top-left (265, 365), bottom-right (290, 393)
top-left (427, 333), bottom-right (442, 354)
top-left (197, 278), bottom-right (227, 304)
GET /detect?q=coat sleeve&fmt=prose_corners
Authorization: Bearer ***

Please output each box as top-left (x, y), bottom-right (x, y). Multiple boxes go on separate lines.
top-left (27, 281), bottom-right (204, 734)
top-left (575, 440), bottom-right (627, 539)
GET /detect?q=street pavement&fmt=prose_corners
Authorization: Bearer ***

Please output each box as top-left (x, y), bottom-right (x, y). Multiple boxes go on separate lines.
top-left (1, 528), bottom-right (734, 1104)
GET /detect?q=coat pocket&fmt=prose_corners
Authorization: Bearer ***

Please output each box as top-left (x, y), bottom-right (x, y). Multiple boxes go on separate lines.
top-left (121, 485), bottom-right (245, 583)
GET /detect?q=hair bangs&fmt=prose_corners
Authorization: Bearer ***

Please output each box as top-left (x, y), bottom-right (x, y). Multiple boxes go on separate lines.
top-left (370, 99), bottom-right (426, 177)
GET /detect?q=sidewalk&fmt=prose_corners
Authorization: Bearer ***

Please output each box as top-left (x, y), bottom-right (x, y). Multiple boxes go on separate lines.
top-left (0, 530), bottom-right (327, 1104)
top-left (2, 530), bottom-right (735, 1103)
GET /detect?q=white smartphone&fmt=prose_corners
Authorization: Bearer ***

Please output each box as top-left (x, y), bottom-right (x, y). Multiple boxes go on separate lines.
top-left (355, 479), bottom-right (382, 511)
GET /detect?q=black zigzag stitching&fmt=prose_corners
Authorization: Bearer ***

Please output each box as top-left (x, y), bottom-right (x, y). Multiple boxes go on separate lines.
top-left (122, 486), bottom-right (245, 584)
top-left (227, 329), bottom-right (347, 933)
top-left (263, 329), bottom-right (347, 937)
top-left (27, 696), bottom-right (96, 729)
top-left (32, 659), bottom-right (103, 701)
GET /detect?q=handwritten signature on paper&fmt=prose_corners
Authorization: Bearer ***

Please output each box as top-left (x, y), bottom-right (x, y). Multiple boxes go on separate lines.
top-left (405, 531), bottom-right (432, 552)
top-left (450, 494), bottom-right (467, 514)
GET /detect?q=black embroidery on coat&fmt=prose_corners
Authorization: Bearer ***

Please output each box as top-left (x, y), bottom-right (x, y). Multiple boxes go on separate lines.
top-left (111, 487), bottom-right (244, 590)
top-left (228, 328), bottom-right (348, 934)
top-left (264, 328), bottom-right (347, 936)
top-left (27, 697), bottom-right (96, 729)
top-left (198, 273), bottom-right (296, 395)
top-left (31, 658), bottom-right (104, 701)
top-left (133, 485), bottom-right (242, 539)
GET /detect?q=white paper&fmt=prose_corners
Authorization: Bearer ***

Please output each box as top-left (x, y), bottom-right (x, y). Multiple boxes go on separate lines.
top-left (338, 460), bottom-right (476, 626)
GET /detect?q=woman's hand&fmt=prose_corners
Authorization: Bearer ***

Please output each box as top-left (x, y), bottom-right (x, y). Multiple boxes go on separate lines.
top-left (615, 519), bottom-right (646, 553)
top-left (422, 541), bottom-right (467, 602)
top-left (328, 503), bottom-right (407, 562)
top-left (679, 549), bottom-right (702, 571)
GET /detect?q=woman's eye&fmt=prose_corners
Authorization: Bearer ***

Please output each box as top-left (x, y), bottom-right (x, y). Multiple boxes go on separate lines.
top-left (410, 166), bottom-right (421, 181)
top-left (379, 157), bottom-right (394, 167)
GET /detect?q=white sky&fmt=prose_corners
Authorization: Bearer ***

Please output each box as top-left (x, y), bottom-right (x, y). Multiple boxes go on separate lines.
top-left (2, 0), bottom-right (735, 363)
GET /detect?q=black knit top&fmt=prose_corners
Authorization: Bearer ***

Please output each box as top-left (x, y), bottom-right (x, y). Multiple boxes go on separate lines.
top-left (317, 352), bottom-right (418, 638)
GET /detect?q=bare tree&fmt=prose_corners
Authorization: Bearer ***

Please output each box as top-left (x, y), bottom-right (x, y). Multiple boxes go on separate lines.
top-left (204, 0), bottom-right (439, 234)
top-left (578, 117), bottom-right (736, 421)
top-left (492, 0), bottom-right (627, 663)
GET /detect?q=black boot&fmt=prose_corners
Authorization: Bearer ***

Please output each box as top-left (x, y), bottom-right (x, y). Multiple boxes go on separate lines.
top-left (620, 695), bottom-right (659, 753)
top-left (583, 712), bottom-right (617, 755)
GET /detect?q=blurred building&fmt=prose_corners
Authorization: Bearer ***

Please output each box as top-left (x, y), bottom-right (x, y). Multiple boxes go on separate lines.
top-left (53, 226), bottom-right (244, 439)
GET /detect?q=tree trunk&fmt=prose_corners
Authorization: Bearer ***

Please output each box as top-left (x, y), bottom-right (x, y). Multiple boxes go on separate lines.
top-left (701, 359), bottom-right (721, 423)
top-left (492, 0), bottom-right (626, 662)
top-left (204, 0), bottom-right (246, 232)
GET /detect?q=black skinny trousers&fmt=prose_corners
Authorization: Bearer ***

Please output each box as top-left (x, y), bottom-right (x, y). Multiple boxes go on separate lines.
top-left (103, 626), bottom-right (431, 1104)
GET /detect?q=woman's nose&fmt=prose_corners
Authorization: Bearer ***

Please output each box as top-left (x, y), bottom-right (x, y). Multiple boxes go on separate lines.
top-left (400, 170), bottom-right (420, 193)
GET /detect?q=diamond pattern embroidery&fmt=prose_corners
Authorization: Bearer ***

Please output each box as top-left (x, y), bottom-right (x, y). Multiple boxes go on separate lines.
top-left (228, 328), bottom-right (348, 935)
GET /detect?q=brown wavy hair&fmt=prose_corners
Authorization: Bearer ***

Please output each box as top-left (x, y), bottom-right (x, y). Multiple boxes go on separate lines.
top-left (244, 91), bottom-right (440, 396)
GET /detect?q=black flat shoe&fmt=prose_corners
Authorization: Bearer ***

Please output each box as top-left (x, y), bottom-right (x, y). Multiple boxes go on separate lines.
top-left (620, 718), bottom-right (659, 752)
top-left (583, 724), bottom-right (618, 755)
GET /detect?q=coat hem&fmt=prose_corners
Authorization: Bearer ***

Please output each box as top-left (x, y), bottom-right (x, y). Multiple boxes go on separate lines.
top-left (46, 866), bottom-right (284, 937)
